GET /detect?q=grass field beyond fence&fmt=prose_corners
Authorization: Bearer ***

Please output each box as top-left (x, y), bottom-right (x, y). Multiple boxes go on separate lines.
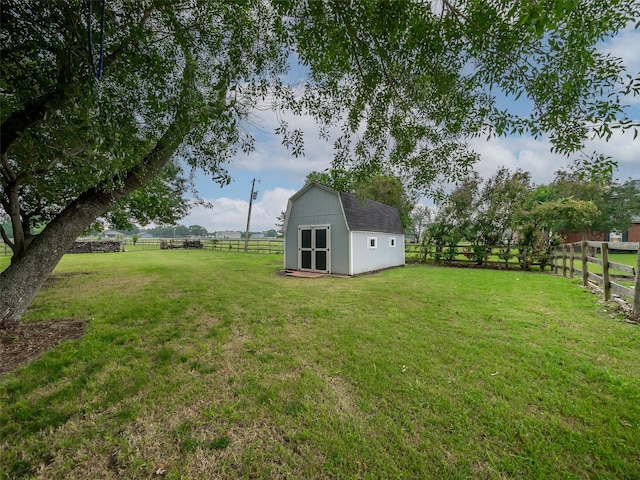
top-left (553, 242), bottom-right (639, 320)
top-left (1, 250), bottom-right (639, 479)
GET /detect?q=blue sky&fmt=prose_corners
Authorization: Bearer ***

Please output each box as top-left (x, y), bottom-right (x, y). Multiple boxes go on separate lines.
top-left (183, 26), bottom-right (640, 234)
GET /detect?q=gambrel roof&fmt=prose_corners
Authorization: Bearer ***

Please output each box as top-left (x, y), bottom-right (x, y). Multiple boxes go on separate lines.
top-left (285, 182), bottom-right (405, 235)
top-left (340, 192), bottom-right (404, 234)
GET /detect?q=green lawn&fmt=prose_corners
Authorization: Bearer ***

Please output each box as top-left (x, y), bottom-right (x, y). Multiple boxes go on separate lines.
top-left (608, 253), bottom-right (639, 267)
top-left (560, 252), bottom-right (638, 286)
top-left (1, 250), bottom-right (639, 479)
top-left (583, 253), bottom-right (639, 273)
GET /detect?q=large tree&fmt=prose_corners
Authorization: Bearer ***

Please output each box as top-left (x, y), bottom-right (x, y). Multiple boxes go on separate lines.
top-left (2, 0), bottom-right (639, 327)
top-left (1, 0), bottom-right (288, 327)
top-left (549, 159), bottom-right (640, 236)
top-left (408, 205), bottom-right (434, 243)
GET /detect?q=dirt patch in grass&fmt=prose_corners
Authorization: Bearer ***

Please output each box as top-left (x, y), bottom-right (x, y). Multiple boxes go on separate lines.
top-left (0, 319), bottom-right (87, 376)
top-left (327, 375), bottom-right (358, 417)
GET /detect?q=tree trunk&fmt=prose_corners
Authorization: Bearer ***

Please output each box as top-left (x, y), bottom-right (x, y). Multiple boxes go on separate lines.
top-left (0, 189), bottom-right (113, 328)
top-left (0, 240), bottom-right (65, 329)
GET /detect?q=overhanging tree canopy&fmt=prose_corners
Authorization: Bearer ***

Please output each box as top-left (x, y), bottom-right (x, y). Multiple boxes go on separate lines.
top-left (1, 0), bottom-right (639, 327)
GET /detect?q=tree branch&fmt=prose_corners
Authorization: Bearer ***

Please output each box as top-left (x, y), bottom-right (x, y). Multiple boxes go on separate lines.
top-left (102, 3), bottom-right (157, 75)
top-left (0, 225), bottom-right (14, 251)
top-left (1, 3), bottom-right (158, 157)
top-left (5, 182), bottom-right (25, 257)
top-left (0, 89), bottom-right (66, 156)
top-left (0, 152), bottom-right (16, 184)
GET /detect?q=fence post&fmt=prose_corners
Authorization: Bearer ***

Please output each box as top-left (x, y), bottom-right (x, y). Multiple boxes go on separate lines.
top-left (581, 239), bottom-right (588, 287)
top-left (569, 243), bottom-right (575, 279)
top-left (601, 242), bottom-right (611, 301)
top-left (562, 244), bottom-right (567, 277)
top-left (633, 244), bottom-right (640, 322)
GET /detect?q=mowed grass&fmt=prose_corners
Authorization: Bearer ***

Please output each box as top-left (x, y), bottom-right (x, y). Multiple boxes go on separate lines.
top-left (585, 252), bottom-right (639, 273)
top-left (608, 253), bottom-right (639, 267)
top-left (564, 253), bottom-right (638, 286)
top-left (1, 250), bottom-right (639, 479)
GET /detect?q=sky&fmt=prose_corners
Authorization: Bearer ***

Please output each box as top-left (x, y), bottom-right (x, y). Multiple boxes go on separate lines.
top-left (181, 26), bottom-right (640, 234)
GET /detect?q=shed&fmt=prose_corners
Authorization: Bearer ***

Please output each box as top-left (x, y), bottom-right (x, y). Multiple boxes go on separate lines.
top-left (283, 183), bottom-right (405, 275)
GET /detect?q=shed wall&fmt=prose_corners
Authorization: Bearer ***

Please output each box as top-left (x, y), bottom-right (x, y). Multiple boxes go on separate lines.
top-left (350, 231), bottom-right (405, 275)
top-left (284, 187), bottom-right (350, 274)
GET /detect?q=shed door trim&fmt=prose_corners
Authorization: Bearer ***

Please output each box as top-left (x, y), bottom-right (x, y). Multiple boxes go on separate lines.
top-left (298, 224), bottom-right (331, 273)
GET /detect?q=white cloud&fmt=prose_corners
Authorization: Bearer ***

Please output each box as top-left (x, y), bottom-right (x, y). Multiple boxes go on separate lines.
top-left (470, 136), bottom-right (567, 185)
top-left (184, 187), bottom-right (297, 233)
top-left (600, 25), bottom-right (640, 106)
top-left (604, 26), bottom-right (640, 72)
top-left (582, 130), bottom-right (640, 180)
top-left (234, 97), bottom-right (639, 195)
top-left (470, 127), bottom-right (640, 186)
top-left (234, 110), bottom-right (336, 184)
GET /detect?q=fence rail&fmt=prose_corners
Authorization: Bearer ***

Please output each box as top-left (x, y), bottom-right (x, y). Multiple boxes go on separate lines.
top-left (553, 241), bottom-right (639, 322)
top-left (128, 238), bottom-right (285, 254)
top-left (405, 242), bottom-right (554, 270)
top-left (0, 238), bottom-right (286, 256)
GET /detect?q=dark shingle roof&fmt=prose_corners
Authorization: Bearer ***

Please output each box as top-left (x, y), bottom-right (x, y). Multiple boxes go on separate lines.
top-left (340, 192), bottom-right (404, 234)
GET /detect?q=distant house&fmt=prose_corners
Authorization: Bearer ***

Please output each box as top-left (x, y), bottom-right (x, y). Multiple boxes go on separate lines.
top-left (251, 233), bottom-right (265, 239)
top-left (561, 179), bottom-right (640, 243)
top-left (605, 219), bottom-right (640, 242)
top-left (139, 232), bottom-right (154, 239)
top-left (283, 182), bottom-right (405, 275)
top-left (626, 220), bottom-right (640, 242)
top-left (611, 179), bottom-right (640, 242)
top-left (560, 231), bottom-right (604, 243)
top-left (562, 225), bottom-right (640, 244)
top-left (215, 230), bottom-right (242, 239)
top-left (103, 229), bottom-right (122, 239)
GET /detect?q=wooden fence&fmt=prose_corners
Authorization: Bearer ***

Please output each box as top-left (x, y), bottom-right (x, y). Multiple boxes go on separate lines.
top-left (405, 242), bottom-right (554, 270)
top-left (127, 238), bottom-right (285, 254)
top-left (553, 241), bottom-right (640, 322)
top-left (0, 238), bottom-right (286, 256)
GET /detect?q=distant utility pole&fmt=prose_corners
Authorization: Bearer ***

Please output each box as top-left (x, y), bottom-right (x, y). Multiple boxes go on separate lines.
top-left (244, 178), bottom-right (258, 252)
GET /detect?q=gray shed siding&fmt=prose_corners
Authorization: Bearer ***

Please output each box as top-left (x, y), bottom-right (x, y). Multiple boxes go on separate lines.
top-left (285, 183), bottom-right (406, 275)
top-left (350, 231), bottom-right (405, 275)
top-left (284, 186), bottom-right (351, 274)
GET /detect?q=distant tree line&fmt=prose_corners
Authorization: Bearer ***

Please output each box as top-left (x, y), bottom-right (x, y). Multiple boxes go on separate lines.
top-left (145, 224), bottom-right (208, 238)
top-left (143, 224), bottom-right (279, 238)
top-left (0, 220), bottom-right (281, 241)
